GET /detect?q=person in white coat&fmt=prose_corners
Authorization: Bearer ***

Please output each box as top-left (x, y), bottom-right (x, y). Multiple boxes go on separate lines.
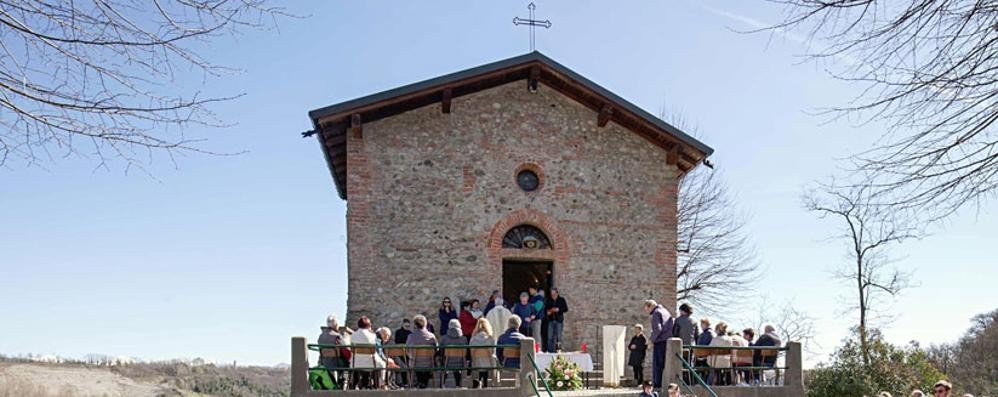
top-left (486, 297), bottom-right (513, 341)
top-left (707, 322), bottom-right (733, 386)
top-left (350, 316), bottom-right (385, 389)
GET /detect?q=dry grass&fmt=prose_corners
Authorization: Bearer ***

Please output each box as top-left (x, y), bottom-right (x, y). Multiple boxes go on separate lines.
top-left (0, 378), bottom-right (83, 397)
top-left (0, 359), bottom-right (289, 397)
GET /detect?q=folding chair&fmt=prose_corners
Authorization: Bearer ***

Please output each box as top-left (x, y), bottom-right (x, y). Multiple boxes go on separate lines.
top-left (501, 347), bottom-right (520, 367)
top-left (319, 348), bottom-right (347, 388)
top-left (352, 345), bottom-right (378, 389)
top-left (733, 348), bottom-right (754, 384)
top-left (383, 346), bottom-right (407, 387)
top-left (443, 347), bottom-right (467, 387)
top-left (410, 348), bottom-right (436, 388)
top-left (759, 348), bottom-right (780, 385)
top-left (471, 346), bottom-right (495, 382)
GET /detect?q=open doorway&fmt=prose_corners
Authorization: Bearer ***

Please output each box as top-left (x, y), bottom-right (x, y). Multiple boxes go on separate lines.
top-left (501, 260), bottom-right (553, 306)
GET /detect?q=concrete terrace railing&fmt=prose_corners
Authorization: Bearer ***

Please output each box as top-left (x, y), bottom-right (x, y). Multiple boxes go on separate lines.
top-left (290, 336), bottom-right (540, 397)
top-left (663, 338), bottom-right (805, 397)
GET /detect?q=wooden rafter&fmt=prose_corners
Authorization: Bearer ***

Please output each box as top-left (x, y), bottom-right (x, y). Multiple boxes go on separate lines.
top-left (441, 88), bottom-right (452, 114)
top-left (597, 104), bottom-right (613, 128)
top-left (528, 65), bottom-right (540, 91)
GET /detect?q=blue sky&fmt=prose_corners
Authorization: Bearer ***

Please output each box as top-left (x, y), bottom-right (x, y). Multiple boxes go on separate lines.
top-left (1, 1), bottom-right (994, 366)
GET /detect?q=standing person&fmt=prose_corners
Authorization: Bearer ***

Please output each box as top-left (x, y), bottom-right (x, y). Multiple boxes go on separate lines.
top-left (528, 286), bottom-right (546, 349)
top-left (438, 297), bottom-right (457, 335)
top-left (932, 380), bottom-right (952, 397)
top-left (485, 295), bottom-right (512, 340)
top-left (405, 315), bottom-right (438, 389)
top-left (459, 301), bottom-right (477, 339)
top-left (628, 324), bottom-right (648, 387)
top-left (673, 303), bottom-right (697, 385)
top-left (440, 319), bottom-right (467, 388)
top-left (511, 292), bottom-right (536, 335)
top-left (674, 304), bottom-right (698, 345)
top-left (645, 299), bottom-right (675, 391)
top-left (470, 299), bottom-right (484, 319)
top-left (469, 318), bottom-right (497, 388)
top-left (546, 288), bottom-right (569, 352)
top-left (708, 322), bottom-right (734, 386)
top-left (483, 290), bottom-right (503, 316)
top-left (910, 390), bottom-right (925, 397)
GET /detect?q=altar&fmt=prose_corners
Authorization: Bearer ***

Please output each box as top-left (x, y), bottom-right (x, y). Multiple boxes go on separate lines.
top-left (534, 352), bottom-right (595, 372)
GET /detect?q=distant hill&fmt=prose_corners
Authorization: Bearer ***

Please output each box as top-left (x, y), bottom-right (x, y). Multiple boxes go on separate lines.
top-left (0, 357), bottom-right (289, 397)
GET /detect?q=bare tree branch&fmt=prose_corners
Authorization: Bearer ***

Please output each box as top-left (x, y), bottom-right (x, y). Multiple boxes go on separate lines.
top-left (676, 166), bottom-right (762, 316)
top-left (742, 296), bottom-right (820, 356)
top-left (662, 110), bottom-right (762, 316)
top-left (0, 0), bottom-right (296, 171)
top-left (763, 0), bottom-right (998, 220)
top-left (803, 178), bottom-right (921, 364)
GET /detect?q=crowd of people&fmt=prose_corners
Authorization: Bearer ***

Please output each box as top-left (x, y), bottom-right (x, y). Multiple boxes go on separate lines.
top-left (315, 286), bottom-right (568, 389)
top-left (316, 296), bottom-right (965, 395)
top-left (637, 301), bottom-right (784, 389)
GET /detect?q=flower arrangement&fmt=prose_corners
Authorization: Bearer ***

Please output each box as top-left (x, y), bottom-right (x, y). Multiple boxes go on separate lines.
top-left (544, 355), bottom-right (583, 391)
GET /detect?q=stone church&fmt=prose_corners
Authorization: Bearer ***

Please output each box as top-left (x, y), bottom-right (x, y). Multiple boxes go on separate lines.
top-left (305, 52), bottom-right (713, 351)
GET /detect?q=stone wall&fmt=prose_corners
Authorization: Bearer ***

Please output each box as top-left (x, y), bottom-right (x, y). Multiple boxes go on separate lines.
top-left (344, 81), bottom-right (679, 353)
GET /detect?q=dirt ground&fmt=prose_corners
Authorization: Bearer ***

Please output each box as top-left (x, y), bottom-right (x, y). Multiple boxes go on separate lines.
top-left (0, 363), bottom-right (169, 397)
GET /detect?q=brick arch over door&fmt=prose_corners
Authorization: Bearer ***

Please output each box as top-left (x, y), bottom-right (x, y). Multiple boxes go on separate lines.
top-left (485, 208), bottom-right (570, 275)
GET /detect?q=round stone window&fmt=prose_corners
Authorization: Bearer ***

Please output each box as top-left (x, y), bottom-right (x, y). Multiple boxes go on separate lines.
top-left (517, 169), bottom-right (540, 192)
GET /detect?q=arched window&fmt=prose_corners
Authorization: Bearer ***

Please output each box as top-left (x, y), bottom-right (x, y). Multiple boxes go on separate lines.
top-left (502, 225), bottom-right (552, 249)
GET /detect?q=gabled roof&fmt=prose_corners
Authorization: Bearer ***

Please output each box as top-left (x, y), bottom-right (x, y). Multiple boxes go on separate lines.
top-left (305, 51), bottom-right (714, 199)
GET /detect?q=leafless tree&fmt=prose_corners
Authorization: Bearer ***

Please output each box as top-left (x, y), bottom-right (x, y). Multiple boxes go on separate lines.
top-left (0, 0), bottom-right (291, 171)
top-left (742, 296), bottom-right (820, 355)
top-left (761, 0), bottom-right (998, 220)
top-left (676, 160), bottom-right (761, 316)
top-left (663, 111), bottom-right (761, 316)
top-left (803, 180), bottom-right (921, 364)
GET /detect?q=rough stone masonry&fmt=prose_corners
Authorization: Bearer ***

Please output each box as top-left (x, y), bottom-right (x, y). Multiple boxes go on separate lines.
top-left (343, 80), bottom-right (680, 352)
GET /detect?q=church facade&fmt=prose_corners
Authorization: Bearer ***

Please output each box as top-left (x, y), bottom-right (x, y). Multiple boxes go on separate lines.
top-left (306, 52), bottom-right (713, 351)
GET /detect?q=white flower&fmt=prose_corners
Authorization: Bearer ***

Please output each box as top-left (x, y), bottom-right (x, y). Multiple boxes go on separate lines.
top-left (556, 381), bottom-right (564, 388)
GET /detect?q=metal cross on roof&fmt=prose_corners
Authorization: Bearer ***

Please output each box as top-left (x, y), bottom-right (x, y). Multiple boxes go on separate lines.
top-left (513, 3), bottom-right (552, 52)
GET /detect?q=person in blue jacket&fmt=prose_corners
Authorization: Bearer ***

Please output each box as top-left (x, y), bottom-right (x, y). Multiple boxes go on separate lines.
top-left (510, 292), bottom-right (536, 335)
top-left (438, 296), bottom-right (457, 335)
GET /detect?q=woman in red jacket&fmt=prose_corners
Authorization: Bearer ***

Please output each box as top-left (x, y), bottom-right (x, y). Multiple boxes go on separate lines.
top-left (459, 300), bottom-right (477, 339)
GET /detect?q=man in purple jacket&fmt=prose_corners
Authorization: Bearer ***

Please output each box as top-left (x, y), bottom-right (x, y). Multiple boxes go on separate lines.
top-left (645, 299), bottom-right (675, 390)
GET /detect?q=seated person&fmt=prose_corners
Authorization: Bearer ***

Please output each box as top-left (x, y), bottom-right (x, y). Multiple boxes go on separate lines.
top-left (752, 325), bottom-right (782, 368)
top-left (729, 330), bottom-right (752, 384)
top-left (318, 315), bottom-right (345, 369)
top-left (496, 316), bottom-right (526, 368)
top-left (350, 316), bottom-right (385, 389)
top-left (440, 318), bottom-right (467, 388)
top-left (405, 315), bottom-right (438, 389)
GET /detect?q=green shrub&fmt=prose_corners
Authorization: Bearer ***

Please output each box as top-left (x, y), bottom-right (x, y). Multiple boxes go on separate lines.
top-left (806, 336), bottom-right (944, 397)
